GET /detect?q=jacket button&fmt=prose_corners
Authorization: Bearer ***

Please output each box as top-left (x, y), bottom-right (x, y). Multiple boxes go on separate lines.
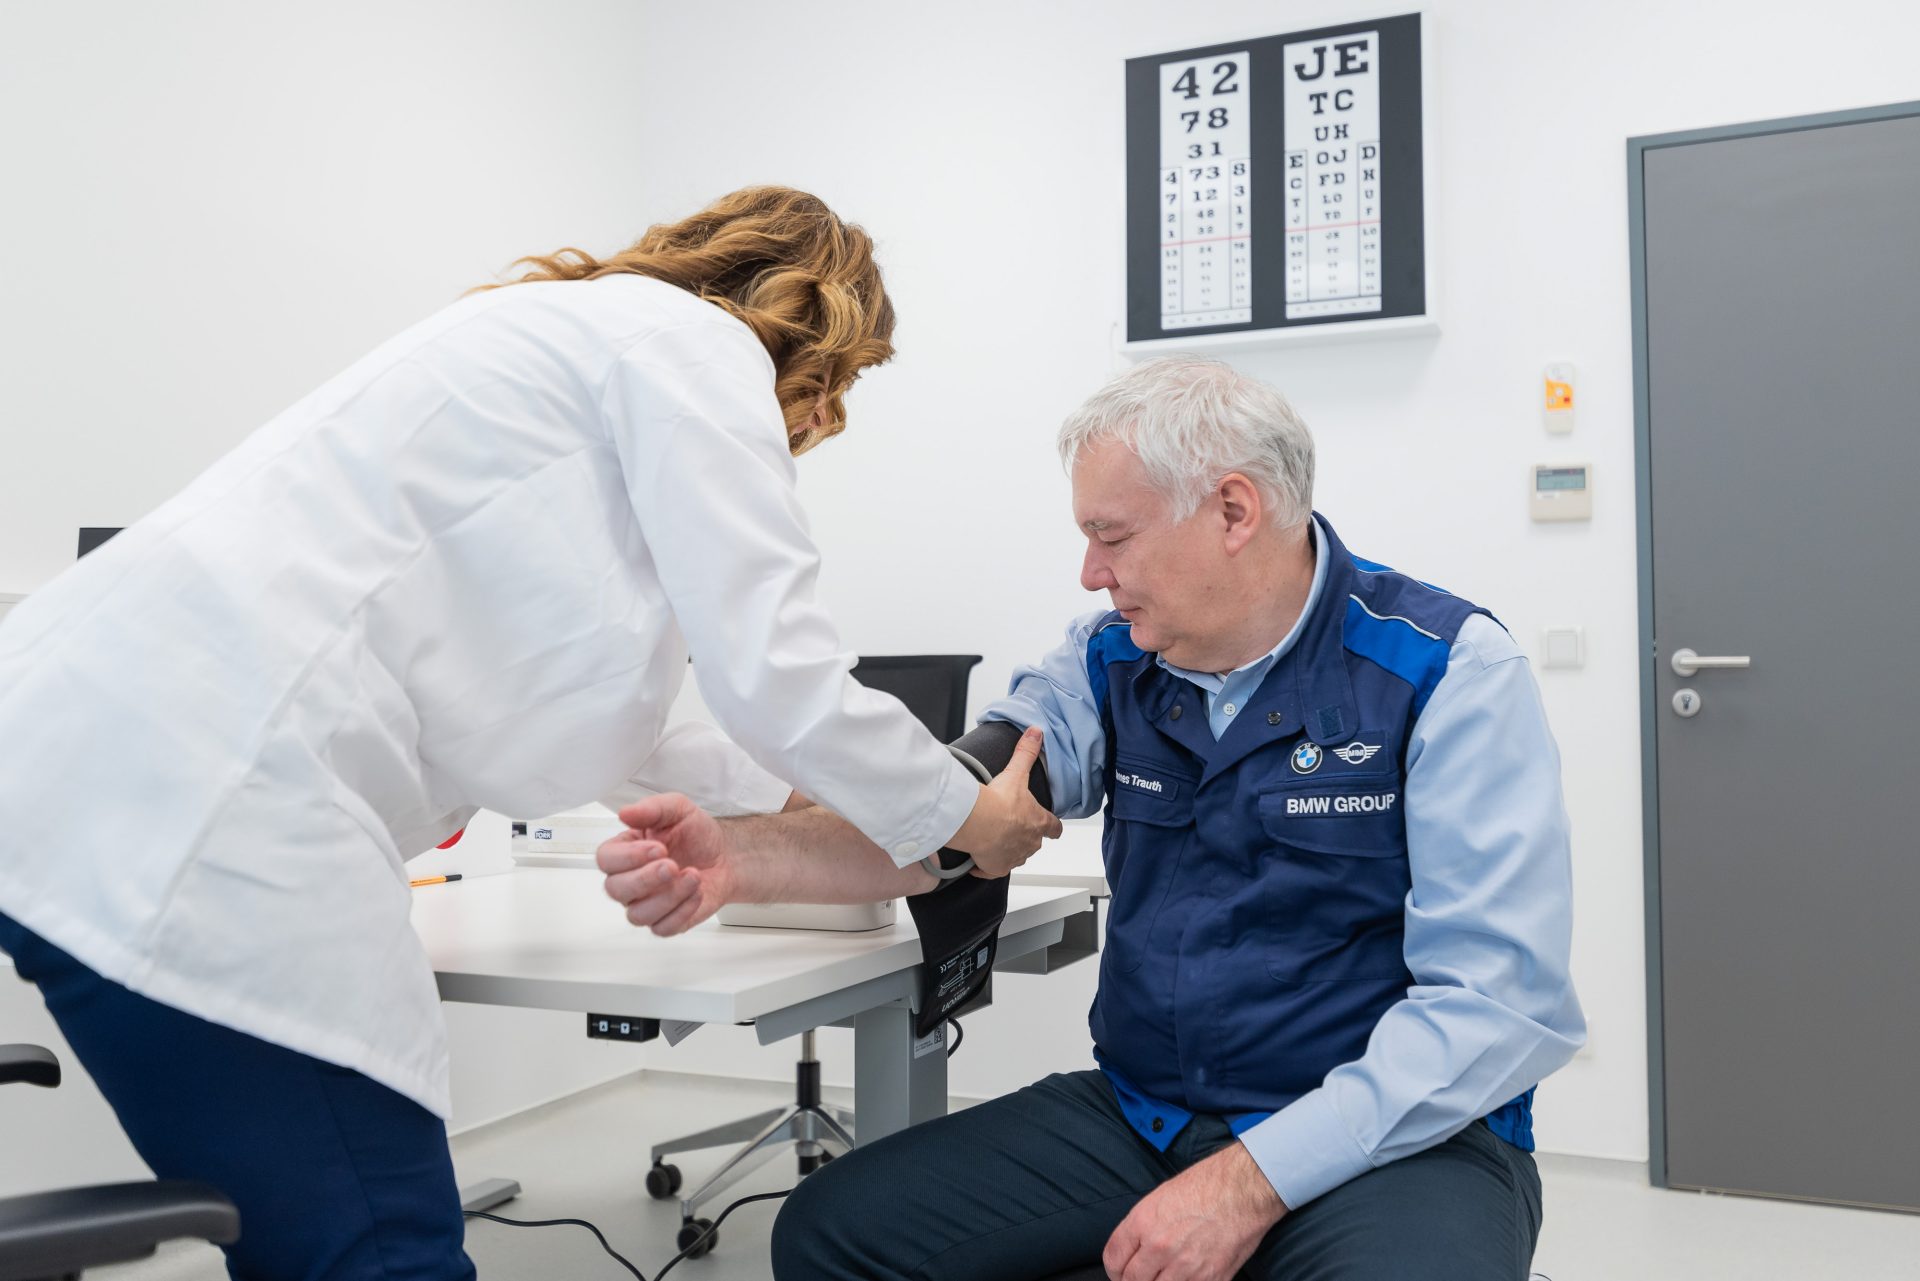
top-left (1151, 1117), bottom-right (1164, 1133)
top-left (1268, 711), bottom-right (1282, 726)
top-left (1169, 704), bottom-right (1183, 721)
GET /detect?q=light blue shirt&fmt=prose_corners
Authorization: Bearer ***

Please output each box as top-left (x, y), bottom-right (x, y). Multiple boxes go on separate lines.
top-left (981, 519), bottom-right (1586, 1210)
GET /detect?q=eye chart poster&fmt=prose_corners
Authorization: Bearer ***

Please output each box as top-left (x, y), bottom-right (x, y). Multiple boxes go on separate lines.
top-left (1125, 13), bottom-right (1427, 345)
top-left (1157, 52), bottom-right (1253, 330)
top-left (1284, 30), bottom-right (1382, 319)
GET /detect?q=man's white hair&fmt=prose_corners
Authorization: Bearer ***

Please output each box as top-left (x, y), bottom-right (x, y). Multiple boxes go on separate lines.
top-left (1056, 356), bottom-right (1315, 527)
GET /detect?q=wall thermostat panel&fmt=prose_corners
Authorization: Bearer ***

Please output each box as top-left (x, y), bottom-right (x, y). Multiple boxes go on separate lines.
top-left (1531, 463), bottom-right (1592, 521)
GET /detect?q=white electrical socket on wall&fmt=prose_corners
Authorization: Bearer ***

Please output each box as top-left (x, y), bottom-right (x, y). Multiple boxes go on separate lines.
top-left (1542, 626), bottom-right (1586, 670)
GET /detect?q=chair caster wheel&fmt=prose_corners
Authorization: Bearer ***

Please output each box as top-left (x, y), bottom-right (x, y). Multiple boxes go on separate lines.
top-left (677, 1216), bottom-right (717, 1258)
top-left (646, 1162), bottom-right (683, 1199)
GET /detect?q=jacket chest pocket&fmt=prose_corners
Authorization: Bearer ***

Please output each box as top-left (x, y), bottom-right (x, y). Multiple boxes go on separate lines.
top-left (1110, 756), bottom-right (1196, 827)
top-left (1254, 778), bottom-right (1411, 981)
top-left (1103, 756), bottom-right (1199, 973)
top-left (1255, 779), bottom-right (1406, 854)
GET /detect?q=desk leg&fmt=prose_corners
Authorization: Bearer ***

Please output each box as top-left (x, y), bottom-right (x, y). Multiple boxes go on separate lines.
top-left (850, 1005), bottom-right (946, 1145)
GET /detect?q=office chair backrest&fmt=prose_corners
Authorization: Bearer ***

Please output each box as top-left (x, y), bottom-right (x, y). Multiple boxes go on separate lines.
top-left (849, 655), bottom-right (982, 743)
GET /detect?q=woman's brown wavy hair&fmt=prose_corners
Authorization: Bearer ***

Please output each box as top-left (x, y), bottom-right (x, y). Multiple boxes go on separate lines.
top-left (485, 186), bottom-right (895, 455)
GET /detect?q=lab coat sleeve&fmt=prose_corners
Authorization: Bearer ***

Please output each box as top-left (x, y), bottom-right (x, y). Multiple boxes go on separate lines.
top-left (601, 319), bottom-right (977, 865)
top-left (600, 720), bottom-right (794, 818)
top-left (1238, 614), bottom-right (1587, 1210)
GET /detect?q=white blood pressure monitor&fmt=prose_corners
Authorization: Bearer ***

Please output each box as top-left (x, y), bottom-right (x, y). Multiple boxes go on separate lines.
top-left (1530, 463), bottom-right (1592, 522)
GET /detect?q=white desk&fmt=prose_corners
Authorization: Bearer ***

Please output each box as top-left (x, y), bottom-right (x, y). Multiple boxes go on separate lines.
top-left (414, 868), bottom-right (1097, 1147)
top-left (1008, 819), bottom-right (1109, 895)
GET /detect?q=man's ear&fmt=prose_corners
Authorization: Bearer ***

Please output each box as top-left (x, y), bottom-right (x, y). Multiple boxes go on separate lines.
top-left (1217, 472), bottom-right (1263, 554)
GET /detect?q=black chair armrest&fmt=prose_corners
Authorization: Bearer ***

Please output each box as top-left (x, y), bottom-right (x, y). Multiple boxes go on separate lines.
top-left (0, 1046), bottom-right (58, 1089)
top-left (0, 1181), bottom-right (239, 1281)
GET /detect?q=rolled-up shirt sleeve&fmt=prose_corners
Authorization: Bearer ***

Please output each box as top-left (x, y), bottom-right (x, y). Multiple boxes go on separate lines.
top-left (602, 320), bottom-right (976, 865)
top-left (1239, 614), bottom-right (1588, 1209)
top-left (979, 612), bottom-right (1112, 820)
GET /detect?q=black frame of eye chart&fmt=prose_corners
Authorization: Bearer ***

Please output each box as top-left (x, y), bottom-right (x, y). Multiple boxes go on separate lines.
top-left (1123, 11), bottom-right (1434, 352)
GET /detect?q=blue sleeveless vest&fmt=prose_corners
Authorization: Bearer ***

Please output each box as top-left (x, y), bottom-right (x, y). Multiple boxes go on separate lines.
top-left (1085, 515), bottom-right (1533, 1147)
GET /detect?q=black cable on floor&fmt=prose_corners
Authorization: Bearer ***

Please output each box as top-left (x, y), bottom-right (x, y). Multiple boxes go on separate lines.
top-left (652, 1187), bottom-right (795, 1280)
top-left (466, 1186), bottom-right (800, 1281)
top-left (946, 1016), bottom-right (964, 1057)
top-left (463, 1211), bottom-right (646, 1279)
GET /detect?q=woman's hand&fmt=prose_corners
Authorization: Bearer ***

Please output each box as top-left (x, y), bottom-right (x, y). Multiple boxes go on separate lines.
top-left (597, 794), bottom-right (737, 936)
top-left (945, 727), bottom-right (1063, 878)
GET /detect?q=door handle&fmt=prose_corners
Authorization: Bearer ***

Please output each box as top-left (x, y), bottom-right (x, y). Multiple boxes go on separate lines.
top-left (1670, 647), bottom-right (1751, 677)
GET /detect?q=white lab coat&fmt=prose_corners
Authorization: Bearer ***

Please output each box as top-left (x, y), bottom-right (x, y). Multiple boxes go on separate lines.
top-left (0, 275), bottom-right (977, 1116)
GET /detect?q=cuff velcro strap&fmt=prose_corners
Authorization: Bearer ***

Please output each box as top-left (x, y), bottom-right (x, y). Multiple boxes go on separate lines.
top-left (919, 745), bottom-right (990, 881)
top-left (919, 725), bottom-right (1051, 885)
top-left (905, 721), bottom-right (1054, 1037)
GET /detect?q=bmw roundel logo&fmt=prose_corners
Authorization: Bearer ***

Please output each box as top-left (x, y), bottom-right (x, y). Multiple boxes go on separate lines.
top-left (1291, 742), bottom-right (1323, 774)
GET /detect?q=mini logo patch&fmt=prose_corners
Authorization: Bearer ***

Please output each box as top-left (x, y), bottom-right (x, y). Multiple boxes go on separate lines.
top-left (1291, 742), bottom-right (1323, 774)
top-left (1333, 741), bottom-right (1382, 765)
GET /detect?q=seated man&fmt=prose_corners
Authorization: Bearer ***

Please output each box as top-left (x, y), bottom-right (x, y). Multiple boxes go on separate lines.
top-left (600, 356), bottom-right (1586, 1281)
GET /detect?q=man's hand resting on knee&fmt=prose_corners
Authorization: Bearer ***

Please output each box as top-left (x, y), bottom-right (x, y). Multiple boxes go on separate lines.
top-left (1102, 1141), bottom-right (1289, 1281)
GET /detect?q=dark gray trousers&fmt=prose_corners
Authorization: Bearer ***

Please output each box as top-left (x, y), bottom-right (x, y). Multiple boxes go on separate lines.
top-left (771, 1070), bottom-right (1541, 1281)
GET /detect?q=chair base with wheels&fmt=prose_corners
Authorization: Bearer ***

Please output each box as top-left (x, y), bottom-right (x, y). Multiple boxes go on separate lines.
top-left (643, 654), bottom-right (981, 1257)
top-left (645, 1031), bottom-right (852, 1259)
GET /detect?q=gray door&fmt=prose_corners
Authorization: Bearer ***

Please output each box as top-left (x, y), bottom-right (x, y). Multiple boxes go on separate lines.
top-left (1634, 104), bottom-right (1920, 1211)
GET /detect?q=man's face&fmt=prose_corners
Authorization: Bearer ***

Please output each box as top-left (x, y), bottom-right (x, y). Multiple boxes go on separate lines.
top-left (1072, 440), bottom-right (1230, 668)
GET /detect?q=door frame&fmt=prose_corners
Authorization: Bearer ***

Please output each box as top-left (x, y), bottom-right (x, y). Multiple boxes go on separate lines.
top-left (1629, 97), bottom-right (1920, 1189)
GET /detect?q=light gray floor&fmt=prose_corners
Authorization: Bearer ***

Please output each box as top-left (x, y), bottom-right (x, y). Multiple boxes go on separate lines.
top-left (100, 1070), bottom-right (1920, 1280)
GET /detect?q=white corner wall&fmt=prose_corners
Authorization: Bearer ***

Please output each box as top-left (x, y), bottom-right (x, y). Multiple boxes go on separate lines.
top-left (5, 0), bottom-right (1920, 1190)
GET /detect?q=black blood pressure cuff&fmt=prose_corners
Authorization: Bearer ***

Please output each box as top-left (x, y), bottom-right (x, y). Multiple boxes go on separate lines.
top-left (904, 721), bottom-right (1051, 1038)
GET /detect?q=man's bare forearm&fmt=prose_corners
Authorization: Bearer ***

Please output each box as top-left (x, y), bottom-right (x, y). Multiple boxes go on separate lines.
top-left (718, 808), bottom-right (937, 903)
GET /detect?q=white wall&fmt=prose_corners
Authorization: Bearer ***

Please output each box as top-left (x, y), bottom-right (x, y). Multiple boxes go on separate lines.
top-left (5, 0), bottom-right (1919, 1191)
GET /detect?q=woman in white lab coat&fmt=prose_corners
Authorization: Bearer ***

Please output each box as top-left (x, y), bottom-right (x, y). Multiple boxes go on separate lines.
top-left (0, 186), bottom-right (1058, 1280)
